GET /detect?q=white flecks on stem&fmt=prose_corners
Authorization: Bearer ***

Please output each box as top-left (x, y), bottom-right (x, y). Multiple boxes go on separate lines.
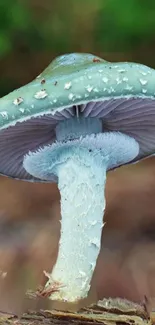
top-left (90, 237), bottom-right (101, 248)
top-left (89, 220), bottom-right (98, 226)
top-left (45, 154), bottom-right (106, 302)
top-left (78, 270), bottom-right (86, 278)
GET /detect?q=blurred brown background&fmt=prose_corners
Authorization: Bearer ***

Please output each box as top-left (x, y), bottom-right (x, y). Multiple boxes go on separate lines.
top-left (1, 0), bottom-right (155, 314)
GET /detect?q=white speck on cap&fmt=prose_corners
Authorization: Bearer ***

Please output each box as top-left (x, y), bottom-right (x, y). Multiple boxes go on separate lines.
top-left (34, 90), bottom-right (48, 99)
top-left (139, 79), bottom-right (148, 86)
top-left (64, 82), bottom-right (72, 90)
top-left (13, 97), bottom-right (23, 106)
top-left (107, 87), bottom-right (115, 93)
top-left (140, 71), bottom-right (147, 76)
top-left (68, 93), bottom-right (74, 100)
top-left (93, 87), bottom-right (99, 92)
top-left (76, 95), bottom-right (82, 99)
top-left (118, 69), bottom-right (126, 73)
top-left (125, 85), bottom-right (133, 91)
top-left (86, 85), bottom-right (93, 92)
top-left (0, 111), bottom-right (8, 119)
top-left (102, 77), bottom-right (108, 83)
top-left (19, 108), bottom-right (25, 113)
top-left (116, 77), bottom-right (122, 84)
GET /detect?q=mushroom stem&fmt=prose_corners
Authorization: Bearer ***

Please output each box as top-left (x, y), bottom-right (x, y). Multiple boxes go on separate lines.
top-left (23, 127), bottom-right (139, 303)
top-left (45, 150), bottom-right (106, 302)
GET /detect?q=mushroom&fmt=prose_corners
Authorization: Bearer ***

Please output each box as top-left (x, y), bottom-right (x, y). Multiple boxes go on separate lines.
top-left (0, 53), bottom-right (155, 303)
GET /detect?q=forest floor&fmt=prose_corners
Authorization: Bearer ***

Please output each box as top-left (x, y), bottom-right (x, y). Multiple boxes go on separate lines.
top-left (0, 297), bottom-right (153, 325)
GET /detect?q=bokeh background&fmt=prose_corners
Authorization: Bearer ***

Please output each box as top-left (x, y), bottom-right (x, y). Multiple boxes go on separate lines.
top-left (1, 0), bottom-right (155, 314)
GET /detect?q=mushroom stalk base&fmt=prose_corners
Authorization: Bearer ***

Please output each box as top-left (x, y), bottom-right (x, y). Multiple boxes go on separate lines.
top-left (46, 150), bottom-right (106, 302)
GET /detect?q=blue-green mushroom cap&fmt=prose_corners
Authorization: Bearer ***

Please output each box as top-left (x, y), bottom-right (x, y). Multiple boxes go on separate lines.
top-left (0, 53), bottom-right (155, 181)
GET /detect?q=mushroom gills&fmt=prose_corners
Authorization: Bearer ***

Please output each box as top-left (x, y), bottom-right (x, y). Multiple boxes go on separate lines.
top-left (23, 117), bottom-right (139, 302)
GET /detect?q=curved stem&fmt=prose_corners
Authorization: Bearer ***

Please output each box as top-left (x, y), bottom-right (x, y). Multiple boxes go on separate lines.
top-left (23, 117), bottom-right (139, 303)
top-left (45, 151), bottom-right (106, 302)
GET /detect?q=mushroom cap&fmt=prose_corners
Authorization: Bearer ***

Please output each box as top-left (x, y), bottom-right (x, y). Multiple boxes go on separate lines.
top-left (0, 52), bottom-right (155, 181)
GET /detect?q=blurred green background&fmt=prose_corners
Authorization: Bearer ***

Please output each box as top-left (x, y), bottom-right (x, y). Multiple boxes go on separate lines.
top-left (1, 0), bottom-right (155, 314)
top-left (1, 0), bottom-right (155, 97)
